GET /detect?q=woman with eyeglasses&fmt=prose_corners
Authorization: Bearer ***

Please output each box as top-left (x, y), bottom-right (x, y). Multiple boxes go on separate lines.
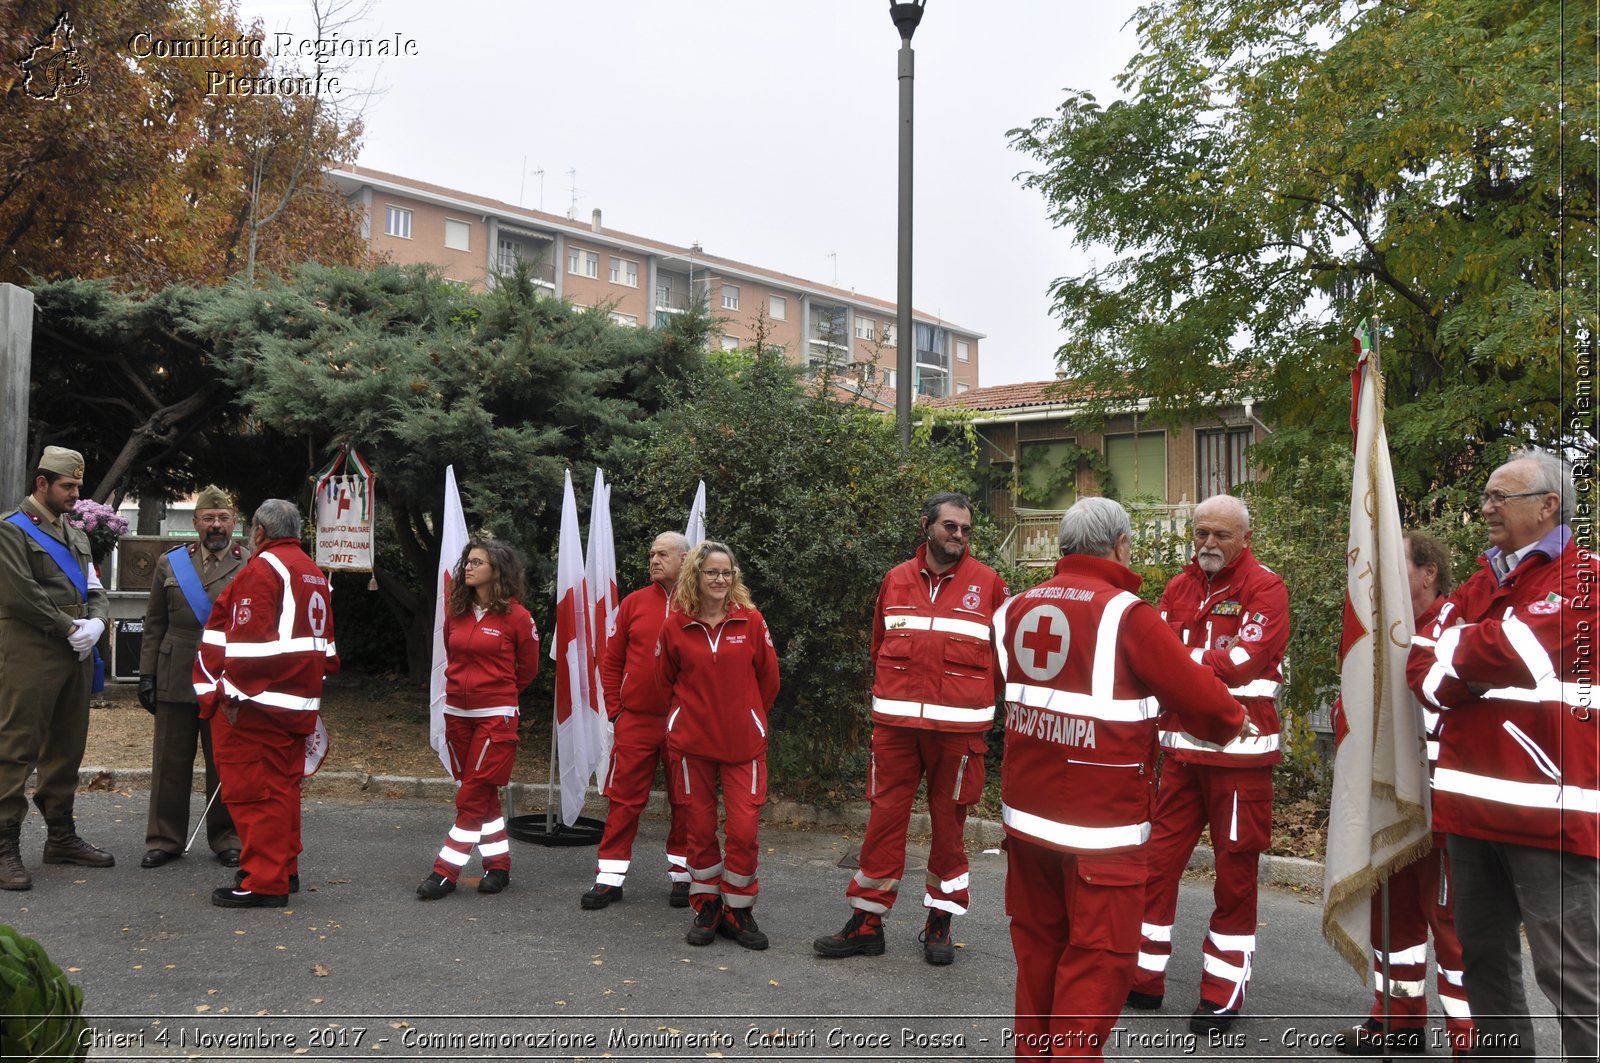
top-left (417, 537), bottom-right (540, 900)
top-left (657, 541), bottom-right (780, 949)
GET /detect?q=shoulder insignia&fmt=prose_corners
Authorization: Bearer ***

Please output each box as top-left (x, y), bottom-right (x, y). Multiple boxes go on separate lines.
top-left (187, 543), bottom-right (198, 555)
top-left (231, 544), bottom-right (243, 559)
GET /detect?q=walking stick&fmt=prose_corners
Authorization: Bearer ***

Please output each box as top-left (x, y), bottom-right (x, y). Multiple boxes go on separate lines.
top-left (183, 785), bottom-right (222, 855)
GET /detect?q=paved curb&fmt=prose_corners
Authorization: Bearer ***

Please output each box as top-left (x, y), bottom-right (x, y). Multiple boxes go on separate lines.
top-left (77, 766), bottom-right (1324, 889)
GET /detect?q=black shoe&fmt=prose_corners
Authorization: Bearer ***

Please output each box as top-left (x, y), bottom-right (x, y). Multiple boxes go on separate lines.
top-left (581, 883), bottom-right (623, 909)
top-left (141, 849), bottom-right (179, 869)
top-left (211, 886), bottom-right (287, 908)
top-left (669, 881), bottom-right (690, 908)
top-left (813, 910), bottom-right (885, 958)
top-left (718, 906), bottom-right (769, 951)
top-left (215, 849), bottom-right (241, 867)
top-left (920, 911), bottom-right (955, 965)
top-left (478, 869), bottom-right (509, 894)
top-left (1333, 1020), bottom-right (1425, 1056)
top-left (1126, 990), bottom-right (1164, 1010)
top-left (236, 869), bottom-right (299, 894)
top-left (686, 899), bottom-right (722, 946)
top-left (1189, 1001), bottom-right (1239, 1035)
top-left (416, 872), bottom-right (455, 900)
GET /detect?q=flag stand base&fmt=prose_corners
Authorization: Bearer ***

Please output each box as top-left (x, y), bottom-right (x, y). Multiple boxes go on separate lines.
top-left (506, 813), bottom-right (605, 847)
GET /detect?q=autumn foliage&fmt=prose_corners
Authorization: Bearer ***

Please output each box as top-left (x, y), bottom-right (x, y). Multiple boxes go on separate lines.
top-left (1, 0), bottom-right (368, 288)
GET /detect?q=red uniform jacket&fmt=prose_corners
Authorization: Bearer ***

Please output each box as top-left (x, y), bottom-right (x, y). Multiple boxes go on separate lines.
top-left (442, 599), bottom-right (539, 716)
top-left (193, 538), bottom-right (339, 734)
top-left (1155, 546), bottom-right (1288, 767)
top-left (997, 554), bottom-right (1245, 855)
top-left (1408, 529), bottom-right (1598, 857)
top-left (659, 603), bottom-right (781, 762)
top-left (601, 582), bottom-right (673, 719)
top-left (870, 544), bottom-right (1007, 732)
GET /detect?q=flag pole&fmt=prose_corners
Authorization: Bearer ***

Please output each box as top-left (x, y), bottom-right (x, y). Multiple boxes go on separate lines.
top-left (183, 786), bottom-right (222, 855)
top-left (546, 698), bottom-right (559, 837)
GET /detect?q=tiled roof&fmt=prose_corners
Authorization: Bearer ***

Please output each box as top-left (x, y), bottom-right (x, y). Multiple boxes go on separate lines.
top-left (924, 378), bottom-right (1103, 412)
top-left (331, 164), bottom-right (982, 337)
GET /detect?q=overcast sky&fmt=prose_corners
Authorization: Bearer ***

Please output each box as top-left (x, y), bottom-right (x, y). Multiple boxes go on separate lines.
top-left (238, 1), bottom-right (1143, 387)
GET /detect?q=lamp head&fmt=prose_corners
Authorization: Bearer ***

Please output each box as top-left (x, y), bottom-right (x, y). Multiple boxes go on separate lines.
top-left (889, 0), bottom-right (926, 41)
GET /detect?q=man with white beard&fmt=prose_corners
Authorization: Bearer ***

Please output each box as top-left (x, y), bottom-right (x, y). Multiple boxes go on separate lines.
top-left (1125, 495), bottom-right (1290, 1035)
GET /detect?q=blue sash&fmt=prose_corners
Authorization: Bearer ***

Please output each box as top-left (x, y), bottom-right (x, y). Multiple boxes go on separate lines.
top-left (5, 510), bottom-right (103, 690)
top-left (5, 511), bottom-right (86, 600)
top-left (167, 545), bottom-right (213, 626)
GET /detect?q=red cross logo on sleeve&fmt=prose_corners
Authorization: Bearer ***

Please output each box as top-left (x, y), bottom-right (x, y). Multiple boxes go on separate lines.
top-left (1015, 604), bottom-right (1070, 681)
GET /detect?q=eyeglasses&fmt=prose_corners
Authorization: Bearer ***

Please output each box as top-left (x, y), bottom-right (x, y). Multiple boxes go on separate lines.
top-left (463, 558), bottom-right (490, 568)
top-left (1480, 490), bottom-right (1550, 508)
top-left (702, 570), bottom-right (734, 582)
top-left (935, 521), bottom-right (972, 537)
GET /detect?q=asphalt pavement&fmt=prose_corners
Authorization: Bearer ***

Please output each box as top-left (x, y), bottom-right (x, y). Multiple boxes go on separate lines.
top-left (1, 788), bottom-right (1559, 1062)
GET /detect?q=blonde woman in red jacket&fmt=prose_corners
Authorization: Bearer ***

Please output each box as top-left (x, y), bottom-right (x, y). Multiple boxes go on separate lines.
top-left (418, 538), bottom-right (540, 900)
top-left (658, 541), bottom-right (780, 949)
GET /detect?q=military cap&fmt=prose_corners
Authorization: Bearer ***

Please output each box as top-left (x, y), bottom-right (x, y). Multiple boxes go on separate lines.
top-left (194, 484), bottom-right (233, 512)
top-left (37, 445), bottom-right (85, 479)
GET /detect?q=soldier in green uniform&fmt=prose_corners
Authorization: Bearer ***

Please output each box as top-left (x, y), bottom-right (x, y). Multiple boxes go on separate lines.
top-left (138, 485), bottom-right (247, 869)
top-left (0, 446), bottom-right (115, 890)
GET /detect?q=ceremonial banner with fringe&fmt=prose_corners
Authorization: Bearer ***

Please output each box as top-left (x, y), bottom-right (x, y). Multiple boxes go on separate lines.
top-left (1321, 325), bottom-right (1432, 979)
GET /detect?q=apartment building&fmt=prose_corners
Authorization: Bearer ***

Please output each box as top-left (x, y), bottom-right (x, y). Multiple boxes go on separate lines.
top-left (325, 165), bottom-right (984, 400)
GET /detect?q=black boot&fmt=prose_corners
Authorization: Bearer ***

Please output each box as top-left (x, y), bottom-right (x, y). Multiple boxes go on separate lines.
top-left (42, 817), bottom-right (114, 868)
top-left (0, 824), bottom-right (30, 890)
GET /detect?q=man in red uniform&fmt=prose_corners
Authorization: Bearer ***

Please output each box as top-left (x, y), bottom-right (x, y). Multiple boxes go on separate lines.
top-left (814, 492), bottom-right (1007, 965)
top-left (581, 531), bottom-right (692, 910)
top-left (998, 497), bottom-right (1246, 1059)
top-left (1407, 448), bottom-right (1597, 1060)
top-left (193, 499), bottom-right (338, 909)
top-left (1128, 493), bottom-right (1288, 1033)
top-left (1335, 531), bottom-right (1474, 1056)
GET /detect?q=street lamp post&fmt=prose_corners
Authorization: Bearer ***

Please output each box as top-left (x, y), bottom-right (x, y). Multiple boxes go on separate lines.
top-left (889, 0), bottom-right (925, 447)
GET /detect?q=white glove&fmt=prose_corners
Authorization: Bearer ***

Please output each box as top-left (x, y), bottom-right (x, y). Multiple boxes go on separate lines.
top-left (68, 617), bottom-right (105, 655)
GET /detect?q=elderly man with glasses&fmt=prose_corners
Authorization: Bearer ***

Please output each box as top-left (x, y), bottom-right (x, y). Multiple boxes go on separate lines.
top-left (1408, 447), bottom-right (1598, 1060)
top-left (814, 492), bottom-right (1007, 966)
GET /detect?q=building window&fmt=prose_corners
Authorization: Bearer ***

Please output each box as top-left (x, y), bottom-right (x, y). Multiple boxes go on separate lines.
top-left (609, 257), bottom-right (638, 287)
top-left (721, 335), bottom-right (739, 350)
top-left (1105, 432), bottom-right (1168, 502)
top-left (956, 340), bottom-right (970, 362)
top-left (855, 316), bottom-right (876, 341)
top-left (957, 382), bottom-right (970, 393)
top-left (384, 205), bottom-right (412, 239)
top-left (609, 311), bottom-right (638, 328)
top-left (444, 219), bottom-right (470, 251)
top-left (722, 284), bottom-right (740, 311)
top-left (497, 238), bottom-right (520, 273)
top-left (568, 248), bottom-right (598, 278)
top-left (769, 295), bottom-right (786, 321)
top-left (1019, 439), bottom-right (1080, 509)
top-left (886, 369), bottom-right (897, 389)
top-left (882, 323), bottom-right (896, 347)
top-left (1197, 427), bottom-right (1255, 499)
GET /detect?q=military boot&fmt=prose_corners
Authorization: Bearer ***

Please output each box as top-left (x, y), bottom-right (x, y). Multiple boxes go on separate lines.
top-left (0, 825), bottom-right (31, 890)
top-left (42, 818), bottom-right (115, 867)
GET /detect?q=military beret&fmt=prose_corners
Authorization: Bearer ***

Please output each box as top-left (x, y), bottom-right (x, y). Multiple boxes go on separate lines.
top-left (37, 446), bottom-right (84, 479)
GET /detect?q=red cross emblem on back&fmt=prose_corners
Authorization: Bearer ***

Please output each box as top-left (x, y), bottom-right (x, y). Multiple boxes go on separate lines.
top-left (1015, 604), bottom-right (1070, 682)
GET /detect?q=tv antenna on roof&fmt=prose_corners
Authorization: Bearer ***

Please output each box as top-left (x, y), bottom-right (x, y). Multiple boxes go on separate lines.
top-left (566, 167), bottom-right (580, 220)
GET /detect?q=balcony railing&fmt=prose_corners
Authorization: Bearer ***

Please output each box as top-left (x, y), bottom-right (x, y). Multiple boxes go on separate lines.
top-left (1000, 501), bottom-right (1195, 568)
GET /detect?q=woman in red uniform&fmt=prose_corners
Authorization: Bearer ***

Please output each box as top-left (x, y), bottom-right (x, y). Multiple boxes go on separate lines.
top-left (417, 538), bottom-right (539, 899)
top-left (658, 541), bottom-right (780, 949)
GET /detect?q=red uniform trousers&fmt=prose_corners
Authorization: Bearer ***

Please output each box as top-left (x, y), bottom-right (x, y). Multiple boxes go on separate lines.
top-left (848, 724), bottom-right (986, 916)
top-left (432, 714), bottom-right (517, 880)
top-left (1366, 842), bottom-right (1475, 1051)
top-left (210, 706), bottom-right (306, 896)
top-left (1132, 759), bottom-right (1272, 1011)
top-left (594, 711), bottom-right (689, 887)
top-left (1007, 837), bottom-right (1146, 1059)
top-left (671, 752), bottom-right (765, 911)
